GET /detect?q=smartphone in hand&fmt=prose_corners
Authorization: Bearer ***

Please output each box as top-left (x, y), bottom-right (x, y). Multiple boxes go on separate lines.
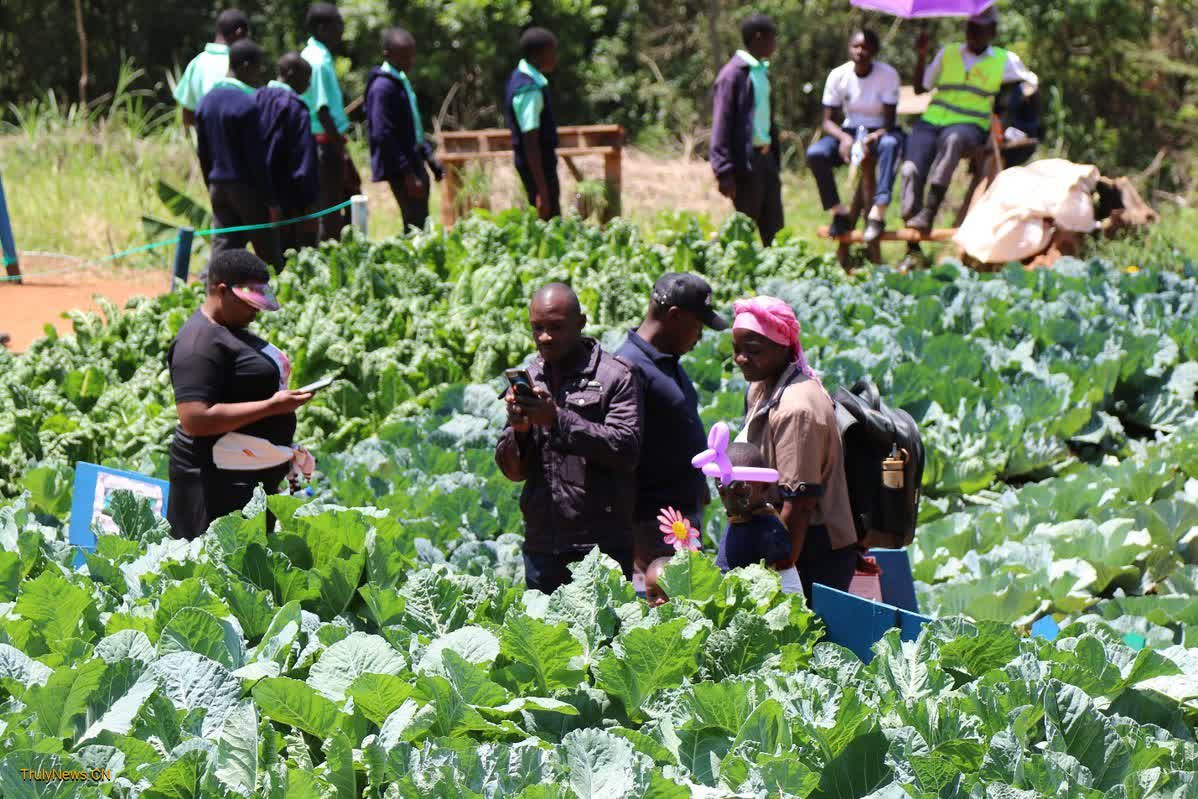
top-left (298, 374), bottom-right (337, 394)
top-left (504, 369), bottom-right (535, 398)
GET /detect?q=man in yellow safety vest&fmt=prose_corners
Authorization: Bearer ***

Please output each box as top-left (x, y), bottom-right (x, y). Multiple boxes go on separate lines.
top-left (901, 6), bottom-right (1038, 234)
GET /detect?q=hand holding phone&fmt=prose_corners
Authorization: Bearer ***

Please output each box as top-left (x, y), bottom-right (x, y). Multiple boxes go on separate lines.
top-left (504, 369), bottom-right (535, 398)
top-left (298, 374), bottom-right (337, 394)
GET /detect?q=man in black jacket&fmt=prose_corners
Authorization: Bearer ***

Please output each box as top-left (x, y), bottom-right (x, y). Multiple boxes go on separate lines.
top-left (496, 283), bottom-right (643, 593)
top-left (710, 14), bottom-right (782, 246)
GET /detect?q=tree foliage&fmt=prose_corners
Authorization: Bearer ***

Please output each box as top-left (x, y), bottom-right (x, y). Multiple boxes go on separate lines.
top-left (1, 0), bottom-right (1196, 178)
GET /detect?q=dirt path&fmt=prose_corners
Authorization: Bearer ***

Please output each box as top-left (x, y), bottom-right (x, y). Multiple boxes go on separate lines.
top-left (0, 255), bottom-right (166, 353)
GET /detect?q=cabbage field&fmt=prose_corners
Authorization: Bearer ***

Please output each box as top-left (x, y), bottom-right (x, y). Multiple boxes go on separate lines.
top-left (0, 212), bottom-right (1196, 798)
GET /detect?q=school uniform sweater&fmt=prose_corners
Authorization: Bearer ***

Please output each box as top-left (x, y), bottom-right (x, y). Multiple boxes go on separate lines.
top-left (196, 84), bottom-right (276, 205)
top-left (256, 82), bottom-right (319, 211)
top-left (364, 66), bottom-right (429, 181)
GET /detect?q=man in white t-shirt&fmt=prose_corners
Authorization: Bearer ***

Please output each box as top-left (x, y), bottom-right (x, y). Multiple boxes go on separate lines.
top-left (901, 6), bottom-right (1039, 235)
top-left (805, 29), bottom-right (904, 243)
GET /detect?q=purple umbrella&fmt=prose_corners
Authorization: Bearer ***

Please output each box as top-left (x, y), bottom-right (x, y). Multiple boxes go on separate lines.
top-left (851, 0), bottom-right (993, 18)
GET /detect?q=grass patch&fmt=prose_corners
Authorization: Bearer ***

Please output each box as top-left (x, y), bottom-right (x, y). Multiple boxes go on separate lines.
top-left (1, 111), bottom-right (1194, 272)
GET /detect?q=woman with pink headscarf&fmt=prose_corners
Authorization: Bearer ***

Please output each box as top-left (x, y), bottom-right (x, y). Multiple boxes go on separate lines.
top-left (729, 295), bottom-right (859, 599)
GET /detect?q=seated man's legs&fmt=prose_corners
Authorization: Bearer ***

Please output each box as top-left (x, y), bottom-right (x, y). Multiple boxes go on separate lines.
top-left (805, 135), bottom-right (846, 212)
top-left (863, 130), bottom-right (904, 241)
top-left (899, 120), bottom-right (941, 223)
top-left (910, 122), bottom-right (987, 231)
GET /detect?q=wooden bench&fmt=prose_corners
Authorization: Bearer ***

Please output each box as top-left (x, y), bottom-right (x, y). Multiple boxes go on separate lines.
top-left (818, 86), bottom-right (1037, 268)
top-left (434, 125), bottom-right (625, 227)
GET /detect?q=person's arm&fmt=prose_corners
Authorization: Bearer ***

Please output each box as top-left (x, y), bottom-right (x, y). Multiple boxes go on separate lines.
top-left (294, 109), bottom-right (321, 210)
top-left (866, 104), bottom-right (898, 147)
top-left (523, 368), bottom-right (643, 470)
top-left (312, 62), bottom-right (344, 147)
top-left (318, 107), bottom-right (340, 146)
top-left (176, 392), bottom-right (311, 438)
top-left (174, 61), bottom-right (198, 127)
top-left (195, 116), bottom-right (213, 185)
top-left (822, 107), bottom-right (854, 162)
top-left (764, 404), bottom-right (831, 568)
top-left (915, 36), bottom-right (939, 94)
top-left (775, 496), bottom-right (819, 569)
top-left (523, 136), bottom-right (551, 217)
top-left (1003, 52), bottom-right (1040, 97)
top-left (513, 87), bottom-right (551, 217)
top-left (171, 342), bottom-right (309, 437)
top-left (495, 395), bottom-right (535, 481)
top-left (710, 69), bottom-right (737, 197)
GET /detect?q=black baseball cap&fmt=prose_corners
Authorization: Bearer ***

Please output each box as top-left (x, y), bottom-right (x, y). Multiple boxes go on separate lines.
top-left (651, 272), bottom-right (728, 330)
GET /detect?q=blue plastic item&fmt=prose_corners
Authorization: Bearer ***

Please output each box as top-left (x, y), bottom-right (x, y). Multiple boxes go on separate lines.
top-left (897, 608), bottom-right (935, 642)
top-left (869, 548), bottom-right (920, 613)
top-left (1030, 615), bottom-right (1060, 642)
top-left (812, 583), bottom-right (899, 663)
top-left (70, 462), bottom-right (170, 567)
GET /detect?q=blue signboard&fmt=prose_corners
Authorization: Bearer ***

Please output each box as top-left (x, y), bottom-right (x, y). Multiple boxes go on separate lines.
top-left (69, 462), bottom-right (169, 566)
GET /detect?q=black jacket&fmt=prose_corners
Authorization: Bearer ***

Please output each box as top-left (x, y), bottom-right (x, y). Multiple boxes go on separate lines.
top-left (710, 56), bottom-right (780, 180)
top-left (495, 339), bottom-right (642, 554)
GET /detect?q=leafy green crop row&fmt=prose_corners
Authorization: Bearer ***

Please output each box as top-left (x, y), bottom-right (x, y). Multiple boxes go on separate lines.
top-left (3, 214), bottom-right (1196, 501)
top-left (0, 490), bottom-right (1196, 798)
top-left (914, 422), bottom-right (1198, 631)
top-left (1, 214), bottom-right (1197, 797)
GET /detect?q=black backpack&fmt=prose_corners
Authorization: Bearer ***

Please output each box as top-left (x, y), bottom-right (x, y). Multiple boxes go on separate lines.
top-left (832, 378), bottom-right (924, 549)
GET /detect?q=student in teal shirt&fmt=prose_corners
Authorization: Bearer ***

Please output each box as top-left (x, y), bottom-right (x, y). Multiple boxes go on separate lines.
top-left (504, 28), bottom-right (561, 220)
top-left (173, 9), bottom-right (250, 129)
top-left (301, 3), bottom-right (357, 241)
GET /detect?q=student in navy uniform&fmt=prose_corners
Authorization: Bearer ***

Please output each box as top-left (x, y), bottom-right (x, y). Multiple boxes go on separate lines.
top-left (256, 53), bottom-right (320, 255)
top-left (365, 28), bottom-right (445, 232)
top-left (711, 14), bottom-right (782, 246)
top-left (505, 28), bottom-right (560, 220)
top-left (196, 39), bottom-right (282, 268)
top-left (174, 9), bottom-right (251, 129)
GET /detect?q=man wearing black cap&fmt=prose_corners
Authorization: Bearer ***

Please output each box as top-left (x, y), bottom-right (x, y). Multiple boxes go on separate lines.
top-left (617, 273), bottom-right (728, 583)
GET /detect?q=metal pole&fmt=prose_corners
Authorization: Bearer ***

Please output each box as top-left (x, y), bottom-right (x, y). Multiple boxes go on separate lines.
top-left (0, 170), bottom-right (20, 283)
top-left (351, 194), bottom-right (369, 238)
top-left (171, 227), bottom-right (194, 291)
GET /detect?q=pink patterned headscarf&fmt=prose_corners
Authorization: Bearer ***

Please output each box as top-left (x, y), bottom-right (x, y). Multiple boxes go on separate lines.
top-left (732, 296), bottom-right (822, 386)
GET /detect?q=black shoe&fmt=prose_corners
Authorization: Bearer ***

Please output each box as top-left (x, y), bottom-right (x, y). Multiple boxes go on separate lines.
top-left (863, 217), bottom-right (885, 243)
top-left (827, 213), bottom-right (853, 238)
top-left (907, 207), bottom-right (936, 235)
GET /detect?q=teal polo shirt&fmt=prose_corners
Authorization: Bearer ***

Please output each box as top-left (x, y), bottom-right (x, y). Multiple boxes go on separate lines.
top-left (736, 49), bottom-right (772, 147)
top-left (301, 37), bottom-right (350, 135)
top-left (173, 43), bottom-right (230, 112)
top-left (512, 59), bottom-right (549, 133)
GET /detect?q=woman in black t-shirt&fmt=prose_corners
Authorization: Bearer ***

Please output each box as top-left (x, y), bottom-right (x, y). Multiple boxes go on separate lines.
top-left (167, 250), bottom-right (312, 539)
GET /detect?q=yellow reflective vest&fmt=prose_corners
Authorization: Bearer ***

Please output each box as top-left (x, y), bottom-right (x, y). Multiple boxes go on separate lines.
top-left (923, 45), bottom-right (1007, 130)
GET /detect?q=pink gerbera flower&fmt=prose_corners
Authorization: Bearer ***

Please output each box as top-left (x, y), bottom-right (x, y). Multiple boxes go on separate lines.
top-left (658, 507), bottom-right (700, 551)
